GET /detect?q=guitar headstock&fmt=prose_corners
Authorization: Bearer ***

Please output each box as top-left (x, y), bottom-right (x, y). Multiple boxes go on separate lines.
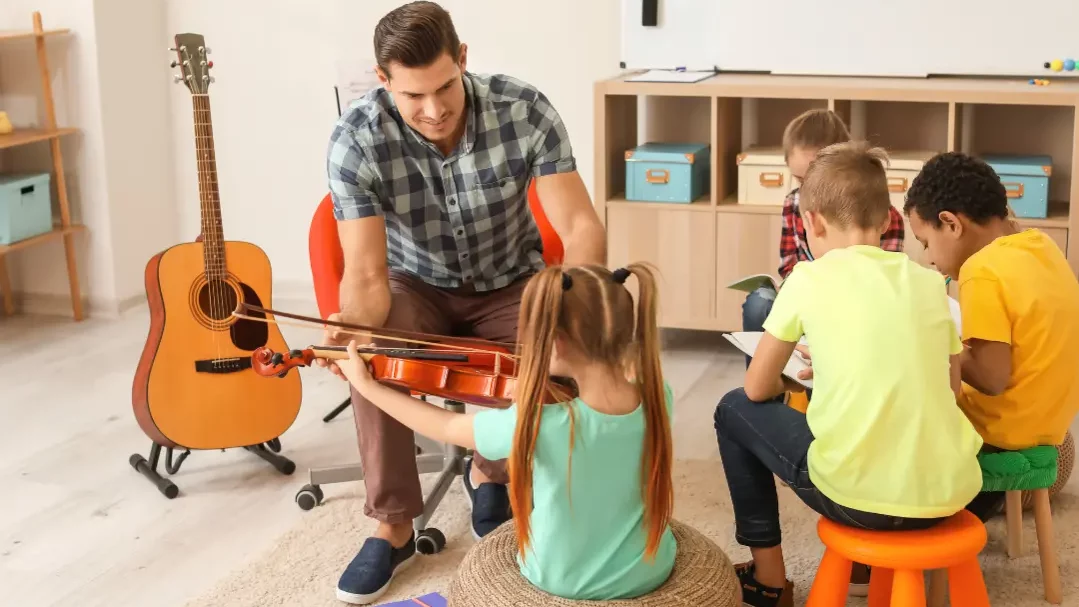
top-left (170, 33), bottom-right (214, 94)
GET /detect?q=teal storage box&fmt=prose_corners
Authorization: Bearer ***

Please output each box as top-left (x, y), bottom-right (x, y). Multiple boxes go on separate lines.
top-left (983, 154), bottom-right (1052, 219)
top-left (625, 142), bottom-right (710, 203)
top-left (0, 173), bottom-right (53, 245)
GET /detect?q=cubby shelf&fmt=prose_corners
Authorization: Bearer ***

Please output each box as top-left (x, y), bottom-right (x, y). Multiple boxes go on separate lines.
top-left (595, 73), bottom-right (1079, 331)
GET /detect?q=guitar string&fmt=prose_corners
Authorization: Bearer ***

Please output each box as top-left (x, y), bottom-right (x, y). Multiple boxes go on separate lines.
top-left (196, 80), bottom-right (222, 367)
top-left (192, 77), bottom-right (220, 367)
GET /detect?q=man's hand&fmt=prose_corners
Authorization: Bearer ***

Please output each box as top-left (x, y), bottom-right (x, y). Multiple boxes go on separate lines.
top-left (315, 313), bottom-right (350, 380)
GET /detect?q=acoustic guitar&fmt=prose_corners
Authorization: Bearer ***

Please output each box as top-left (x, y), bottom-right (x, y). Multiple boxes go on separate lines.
top-left (129, 33), bottom-right (301, 497)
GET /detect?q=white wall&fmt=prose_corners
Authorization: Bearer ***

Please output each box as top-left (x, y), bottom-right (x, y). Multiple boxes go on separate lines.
top-left (0, 0), bottom-right (175, 317)
top-left (165, 0), bottom-right (621, 302)
top-left (1, 0), bottom-right (620, 316)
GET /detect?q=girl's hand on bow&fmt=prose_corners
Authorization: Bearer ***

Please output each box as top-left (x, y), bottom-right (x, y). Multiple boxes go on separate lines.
top-left (339, 340), bottom-right (378, 396)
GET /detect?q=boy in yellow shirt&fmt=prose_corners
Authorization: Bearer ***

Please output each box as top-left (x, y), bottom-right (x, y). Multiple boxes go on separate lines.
top-left (715, 142), bottom-right (984, 607)
top-left (904, 151), bottom-right (1079, 519)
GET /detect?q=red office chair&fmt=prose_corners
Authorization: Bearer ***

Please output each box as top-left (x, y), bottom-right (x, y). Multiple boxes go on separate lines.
top-left (312, 181), bottom-right (563, 423)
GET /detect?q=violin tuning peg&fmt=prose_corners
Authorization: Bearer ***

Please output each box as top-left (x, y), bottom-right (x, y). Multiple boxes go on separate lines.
top-left (271, 353), bottom-right (283, 365)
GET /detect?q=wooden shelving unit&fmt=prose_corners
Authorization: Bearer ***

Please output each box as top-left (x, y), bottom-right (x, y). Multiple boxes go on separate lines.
top-left (0, 12), bottom-right (84, 320)
top-left (595, 72), bottom-right (1079, 331)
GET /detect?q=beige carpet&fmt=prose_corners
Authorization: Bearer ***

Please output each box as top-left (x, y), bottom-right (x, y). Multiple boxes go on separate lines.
top-left (186, 459), bottom-right (1077, 607)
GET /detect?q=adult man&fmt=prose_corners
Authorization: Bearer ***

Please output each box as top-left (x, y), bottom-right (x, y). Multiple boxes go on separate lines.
top-left (322, 2), bottom-right (606, 603)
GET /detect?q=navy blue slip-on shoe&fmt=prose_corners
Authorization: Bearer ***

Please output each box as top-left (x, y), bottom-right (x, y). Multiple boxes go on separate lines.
top-left (336, 534), bottom-right (416, 604)
top-left (461, 458), bottom-right (511, 540)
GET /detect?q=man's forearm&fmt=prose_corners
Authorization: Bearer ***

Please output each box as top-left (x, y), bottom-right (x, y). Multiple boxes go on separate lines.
top-left (338, 272), bottom-right (391, 329)
top-left (561, 219), bottom-right (607, 266)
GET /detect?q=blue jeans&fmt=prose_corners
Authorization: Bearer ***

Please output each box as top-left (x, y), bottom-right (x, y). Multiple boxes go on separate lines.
top-left (713, 388), bottom-right (948, 548)
top-left (741, 287), bottom-right (777, 367)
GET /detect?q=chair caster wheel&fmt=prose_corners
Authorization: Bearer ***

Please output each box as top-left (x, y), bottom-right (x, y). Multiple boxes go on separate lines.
top-left (295, 484), bottom-right (324, 511)
top-left (415, 528), bottom-right (446, 554)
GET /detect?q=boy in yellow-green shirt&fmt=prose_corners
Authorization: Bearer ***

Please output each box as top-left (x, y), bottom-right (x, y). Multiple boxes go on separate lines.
top-left (714, 142), bottom-right (984, 607)
top-left (905, 151), bottom-right (1079, 520)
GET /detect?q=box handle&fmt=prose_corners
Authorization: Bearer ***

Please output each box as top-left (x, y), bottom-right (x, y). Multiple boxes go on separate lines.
top-left (887, 177), bottom-right (908, 193)
top-left (1003, 182), bottom-right (1024, 198)
top-left (759, 172), bottom-right (784, 188)
top-left (20, 185), bottom-right (35, 195)
top-left (645, 169), bottom-right (669, 184)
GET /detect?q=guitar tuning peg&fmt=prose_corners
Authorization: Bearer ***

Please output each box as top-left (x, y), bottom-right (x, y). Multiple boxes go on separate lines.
top-left (174, 74), bottom-right (183, 83)
top-left (205, 47), bottom-right (212, 54)
top-left (209, 76), bottom-right (216, 83)
top-left (170, 60), bottom-right (179, 68)
top-left (168, 46), bottom-right (178, 52)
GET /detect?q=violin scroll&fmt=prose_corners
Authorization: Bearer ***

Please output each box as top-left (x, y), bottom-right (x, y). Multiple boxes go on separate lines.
top-left (252, 347), bottom-right (316, 378)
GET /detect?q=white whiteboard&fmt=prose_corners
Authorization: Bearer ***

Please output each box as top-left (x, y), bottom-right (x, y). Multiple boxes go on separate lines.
top-left (622, 0), bottom-right (1079, 78)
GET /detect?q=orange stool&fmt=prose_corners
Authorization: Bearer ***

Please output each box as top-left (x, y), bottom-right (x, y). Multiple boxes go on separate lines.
top-left (806, 510), bottom-right (990, 607)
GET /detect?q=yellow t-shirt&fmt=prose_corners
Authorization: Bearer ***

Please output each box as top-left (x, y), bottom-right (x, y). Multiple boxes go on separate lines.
top-left (764, 245), bottom-right (984, 518)
top-left (957, 229), bottom-right (1079, 449)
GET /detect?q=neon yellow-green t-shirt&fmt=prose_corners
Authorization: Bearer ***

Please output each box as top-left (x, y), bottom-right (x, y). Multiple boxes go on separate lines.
top-left (473, 383), bottom-right (677, 600)
top-left (763, 245), bottom-right (984, 518)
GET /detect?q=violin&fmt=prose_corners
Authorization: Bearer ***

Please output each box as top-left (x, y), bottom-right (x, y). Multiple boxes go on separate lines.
top-left (235, 303), bottom-right (576, 407)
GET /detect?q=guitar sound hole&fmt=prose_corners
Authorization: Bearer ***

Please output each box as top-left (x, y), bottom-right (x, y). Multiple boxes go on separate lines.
top-left (198, 280), bottom-right (239, 321)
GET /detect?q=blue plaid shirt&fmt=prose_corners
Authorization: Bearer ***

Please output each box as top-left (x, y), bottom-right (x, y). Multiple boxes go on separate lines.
top-left (326, 71), bottom-right (576, 292)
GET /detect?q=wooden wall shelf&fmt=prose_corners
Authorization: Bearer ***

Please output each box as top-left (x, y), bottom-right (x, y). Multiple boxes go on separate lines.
top-left (594, 72), bottom-right (1079, 332)
top-left (0, 12), bottom-right (84, 320)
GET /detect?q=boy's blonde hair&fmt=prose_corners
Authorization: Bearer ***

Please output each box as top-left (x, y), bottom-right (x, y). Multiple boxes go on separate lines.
top-left (782, 109), bottom-right (851, 161)
top-left (799, 141), bottom-right (892, 231)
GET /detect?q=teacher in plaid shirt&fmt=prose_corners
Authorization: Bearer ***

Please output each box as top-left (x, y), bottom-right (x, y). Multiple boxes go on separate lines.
top-left (321, 2), bottom-right (606, 603)
top-left (742, 110), bottom-right (905, 363)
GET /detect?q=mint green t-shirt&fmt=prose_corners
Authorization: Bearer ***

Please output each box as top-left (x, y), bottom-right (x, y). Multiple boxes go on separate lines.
top-left (472, 382), bottom-right (677, 600)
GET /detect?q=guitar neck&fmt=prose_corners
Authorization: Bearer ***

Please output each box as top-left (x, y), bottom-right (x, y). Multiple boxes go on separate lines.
top-left (191, 93), bottom-right (226, 279)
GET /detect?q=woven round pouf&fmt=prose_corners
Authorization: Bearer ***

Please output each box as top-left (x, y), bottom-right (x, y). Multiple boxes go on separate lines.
top-left (1022, 430), bottom-right (1075, 510)
top-left (446, 520), bottom-right (740, 607)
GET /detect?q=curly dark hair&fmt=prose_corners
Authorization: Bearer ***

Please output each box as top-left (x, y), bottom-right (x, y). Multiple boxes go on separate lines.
top-left (903, 152), bottom-right (1009, 227)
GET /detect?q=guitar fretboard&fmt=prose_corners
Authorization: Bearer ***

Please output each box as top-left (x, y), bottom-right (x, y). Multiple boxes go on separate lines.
top-left (191, 94), bottom-right (226, 281)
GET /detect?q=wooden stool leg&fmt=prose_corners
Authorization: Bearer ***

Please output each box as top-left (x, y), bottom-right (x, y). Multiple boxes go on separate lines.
top-left (947, 558), bottom-right (990, 607)
top-left (890, 569), bottom-right (927, 606)
top-left (1006, 490), bottom-right (1023, 558)
top-left (1032, 489), bottom-right (1063, 604)
top-left (927, 569), bottom-right (948, 607)
top-left (868, 567), bottom-right (895, 607)
top-left (807, 549), bottom-right (854, 607)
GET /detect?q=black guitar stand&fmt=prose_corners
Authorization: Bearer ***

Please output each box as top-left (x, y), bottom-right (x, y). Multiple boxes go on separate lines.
top-left (129, 437), bottom-right (296, 499)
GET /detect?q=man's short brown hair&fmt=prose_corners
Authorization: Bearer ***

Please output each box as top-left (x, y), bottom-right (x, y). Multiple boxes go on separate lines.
top-left (782, 109), bottom-right (851, 161)
top-left (374, 1), bottom-right (461, 75)
top-left (799, 141), bottom-right (892, 231)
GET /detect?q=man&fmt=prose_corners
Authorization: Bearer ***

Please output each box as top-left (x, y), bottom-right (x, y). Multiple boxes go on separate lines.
top-left (321, 2), bottom-right (606, 603)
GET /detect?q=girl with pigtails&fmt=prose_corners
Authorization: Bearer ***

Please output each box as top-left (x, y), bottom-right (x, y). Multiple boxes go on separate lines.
top-left (337, 263), bottom-right (677, 600)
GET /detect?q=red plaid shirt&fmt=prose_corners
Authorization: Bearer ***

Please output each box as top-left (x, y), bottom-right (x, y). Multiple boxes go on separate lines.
top-left (778, 188), bottom-right (905, 278)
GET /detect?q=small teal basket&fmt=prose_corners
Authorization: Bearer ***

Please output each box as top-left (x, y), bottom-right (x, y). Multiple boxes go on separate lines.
top-left (0, 173), bottom-right (53, 245)
top-left (625, 142), bottom-right (711, 203)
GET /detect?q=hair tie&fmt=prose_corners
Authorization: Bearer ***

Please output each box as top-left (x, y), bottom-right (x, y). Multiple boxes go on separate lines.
top-left (612, 268), bottom-right (630, 284)
top-left (562, 272), bottom-right (573, 291)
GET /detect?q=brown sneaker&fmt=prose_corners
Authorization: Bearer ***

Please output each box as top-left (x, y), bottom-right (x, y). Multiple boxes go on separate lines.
top-left (734, 561), bottom-right (794, 607)
top-left (849, 563), bottom-right (871, 597)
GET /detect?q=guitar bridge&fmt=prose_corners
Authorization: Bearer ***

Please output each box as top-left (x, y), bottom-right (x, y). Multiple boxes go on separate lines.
top-left (194, 357), bottom-right (253, 374)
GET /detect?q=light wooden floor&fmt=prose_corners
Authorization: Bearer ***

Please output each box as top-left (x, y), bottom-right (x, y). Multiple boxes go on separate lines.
top-left (0, 305), bottom-right (742, 607)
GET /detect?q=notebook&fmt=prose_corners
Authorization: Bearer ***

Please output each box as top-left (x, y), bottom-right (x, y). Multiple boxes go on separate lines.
top-left (378, 592), bottom-right (447, 607)
top-left (723, 332), bottom-right (813, 389)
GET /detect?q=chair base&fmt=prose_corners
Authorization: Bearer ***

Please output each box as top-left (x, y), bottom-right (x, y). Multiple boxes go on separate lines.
top-left (294, 400), bottom-right (469, 556)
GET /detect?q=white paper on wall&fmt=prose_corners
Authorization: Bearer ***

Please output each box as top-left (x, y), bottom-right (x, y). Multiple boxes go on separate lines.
top-left (335, 58), bottom-right (381, 116)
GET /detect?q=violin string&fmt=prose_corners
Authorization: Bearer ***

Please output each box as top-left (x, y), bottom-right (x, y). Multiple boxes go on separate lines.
top-left (230, 311), bottom-right (521, 366)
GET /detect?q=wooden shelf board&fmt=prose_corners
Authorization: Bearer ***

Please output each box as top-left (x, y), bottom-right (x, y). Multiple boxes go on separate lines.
top-left (1014, 201), bottom-right (1069, 229)
top-left (597, 72), bottom-right (1079, 106)
top-left (0, 127), bottom-right (77, 150)
top-left (0, 224), bottom-right (85, 255)
top-left (0, 28), bottom-right (69, 43)
top-left (606, 195), bottom-right (714, 212)
top-left (717, 195), bottom-right (784, 215)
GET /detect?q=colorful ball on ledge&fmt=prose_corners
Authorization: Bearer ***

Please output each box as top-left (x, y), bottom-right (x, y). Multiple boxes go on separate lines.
top-left (1067, 59), bottom-right (1077, 71)
top-left (1044, 59), bottom-right (1077, 72)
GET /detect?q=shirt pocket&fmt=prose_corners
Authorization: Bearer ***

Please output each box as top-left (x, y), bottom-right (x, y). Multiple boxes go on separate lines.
top-left (463, 173), bottom-right (528, 219)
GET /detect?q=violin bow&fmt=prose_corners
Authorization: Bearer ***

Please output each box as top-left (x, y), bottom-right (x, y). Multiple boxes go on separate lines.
top-left (231, 302), bottom-right (522, 366)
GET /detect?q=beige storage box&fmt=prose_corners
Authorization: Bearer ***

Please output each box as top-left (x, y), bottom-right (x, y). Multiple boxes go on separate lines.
top-left (885, 150), bottom-right (937, 211)
top-left (736, 146), bottom-right (792, 206)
